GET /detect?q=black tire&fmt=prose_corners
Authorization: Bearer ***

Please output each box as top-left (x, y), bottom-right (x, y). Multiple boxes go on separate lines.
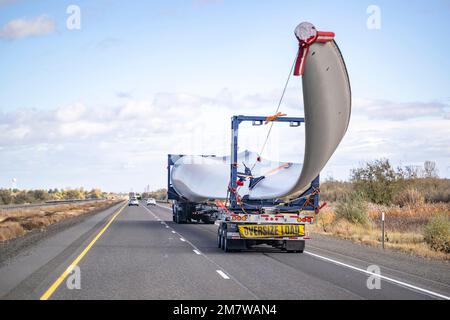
top-left (172, 203), bottom-right (177, 222)
top-left (220, 234), bottom-right (225, 250)
top-left (217, 228), bottom-right (222, 248)
top-left (223, 231), bottom-right (231, 252)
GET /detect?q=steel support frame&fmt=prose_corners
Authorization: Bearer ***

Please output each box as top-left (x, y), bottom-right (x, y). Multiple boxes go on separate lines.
top-left (229, 115), bottom-right (306, 210)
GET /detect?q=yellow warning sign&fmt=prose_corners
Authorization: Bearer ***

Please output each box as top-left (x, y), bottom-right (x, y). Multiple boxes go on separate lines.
top-left (238, 224), bottom-right (305, 238)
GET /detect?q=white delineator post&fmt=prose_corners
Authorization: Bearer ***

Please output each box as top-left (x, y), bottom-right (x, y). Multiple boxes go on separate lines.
top-left (381, 211), bottom-right (385, 250)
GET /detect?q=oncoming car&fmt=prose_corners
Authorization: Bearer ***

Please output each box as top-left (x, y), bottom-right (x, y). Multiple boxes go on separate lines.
top-left (146, 198), bottom-right (156, 206)
top-left (128, 197), bottom-right (139, 206)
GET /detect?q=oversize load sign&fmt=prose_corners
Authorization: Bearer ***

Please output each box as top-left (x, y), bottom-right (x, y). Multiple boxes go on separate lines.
top-left (238, 224), bottom-right (305, 238)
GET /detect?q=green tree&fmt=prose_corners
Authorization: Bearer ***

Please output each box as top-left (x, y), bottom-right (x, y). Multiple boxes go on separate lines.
top-left (13, 190), bottom-right (32, 204)
top-left (64, 188), bottom-right (85, 200)
top-left (351, 159), bottom-right (399, 205)
top-left (32, 189), bottom-right (49, 202)
top-left (87, 188), bottom-right (103, 199)
top-left (0, 189), bottom-right (13, 205)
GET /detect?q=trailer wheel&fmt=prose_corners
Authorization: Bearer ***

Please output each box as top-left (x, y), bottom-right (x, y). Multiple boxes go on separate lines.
top-left (217, 228), bottom-right (222, 248)
top-left (223, 231), bottom-right (232, 252)
top-left (172, 204), bottom-right (177, 222)
top-left (223, 233), bottom-right (228, 252)
top-left (220, 232), bottom-right (225, 250)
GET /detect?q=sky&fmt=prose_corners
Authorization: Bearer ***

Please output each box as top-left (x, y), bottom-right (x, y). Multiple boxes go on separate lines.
top-left (0, 0), bottom-right (449, 192)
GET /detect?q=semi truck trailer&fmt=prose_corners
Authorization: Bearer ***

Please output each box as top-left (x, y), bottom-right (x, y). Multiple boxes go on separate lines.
top-left (165, 22), bottom-right (351, 253)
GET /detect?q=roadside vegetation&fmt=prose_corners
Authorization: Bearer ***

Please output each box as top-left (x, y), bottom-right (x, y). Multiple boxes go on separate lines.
top-left (0, 188), bottom-right (114, 206)
top-left (0, 199), bottom-right (123, 242)
top-left (311, 160), bottom-right (450, 260)
top-left (142, 188), bottom-right (167, 201)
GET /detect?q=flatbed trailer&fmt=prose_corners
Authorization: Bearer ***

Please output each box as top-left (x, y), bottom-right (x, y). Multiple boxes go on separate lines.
top-left (166, 21), bottom-right (351, 252)
top-left (215, 174), bottom-right (320, 252)
top-left (216, 115), bottom-right (321, 252)
top-left (167, 115), bottom-right (323, 253)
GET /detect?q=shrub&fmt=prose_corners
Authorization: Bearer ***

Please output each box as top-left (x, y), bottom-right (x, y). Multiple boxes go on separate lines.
top-left (64, 188), bottom-right (85, 200)
top-left (351, 159), bottom-right (399, 205)
top-left (393, 188), bottom-right (425, 207)
top-left (423, 214), bottom-right (450, 253)
top-left (317, 209), bottom-right (336, 232)
top-left (320, 181), bottom-right (353, 202)
top-left (0, 189), bottom-right (13, 205)
top-left (13, 191), bottom-right (33, 204)
top-left (142, 188), bottom-right (167, 201)
top-left (335, 192), bottom-right (369, 225)
top-left (30, 190), bottom-right (49, 202)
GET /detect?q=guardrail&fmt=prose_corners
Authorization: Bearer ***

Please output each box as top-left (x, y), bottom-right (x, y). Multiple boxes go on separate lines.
top-left (0, 198), bottom-right (112, 211)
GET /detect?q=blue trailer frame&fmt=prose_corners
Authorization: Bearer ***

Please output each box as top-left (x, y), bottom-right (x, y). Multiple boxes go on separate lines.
top-left (228, 115), bottom-right (320, 213)
top-left (167, 114), bottom-right (320, 219)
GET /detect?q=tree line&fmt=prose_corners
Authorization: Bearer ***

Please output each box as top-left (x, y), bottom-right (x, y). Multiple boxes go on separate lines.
top-left (0, 188), bottom-right (108, 205)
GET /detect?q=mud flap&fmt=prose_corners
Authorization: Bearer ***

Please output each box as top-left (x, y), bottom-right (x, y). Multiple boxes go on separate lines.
top-left (226, 239), bottom-right (247, 251)
top-left (285, 240), bottom-right (305, 252)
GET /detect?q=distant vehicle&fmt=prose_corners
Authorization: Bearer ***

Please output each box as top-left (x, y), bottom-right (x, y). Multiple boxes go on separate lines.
top-left (128, 197), bottom-right (139, 206)
top-left (146, 198), bottom-right (156, 206)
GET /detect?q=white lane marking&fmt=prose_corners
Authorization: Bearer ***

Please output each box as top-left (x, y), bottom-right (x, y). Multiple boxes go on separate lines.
top-left (166, 226), bottom-right (169, 229)
top-left (193, 249), bottom-right (201, 255)
top-left (216, 270), bottom-right (230, 280)
top-left (304, 251), bottom-right (450, 300)
top-left (308, 244), bottom-right (450, 290)
top-left (142, 203), bottom-right (259, 298)
top-left (180, 238), bottom-right (186, 242)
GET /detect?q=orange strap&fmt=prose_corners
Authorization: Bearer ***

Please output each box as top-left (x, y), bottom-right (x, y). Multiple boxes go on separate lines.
top-left (263, 163), bottom-right (290, 176)
top-left (265, 112), bottom-right (287, 124)
top-left (215, 200), bottom-right (234, 215)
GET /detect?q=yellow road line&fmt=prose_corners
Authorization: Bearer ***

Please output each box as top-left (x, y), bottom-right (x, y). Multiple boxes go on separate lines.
top-left (40, 203), bottom-right (126, 300)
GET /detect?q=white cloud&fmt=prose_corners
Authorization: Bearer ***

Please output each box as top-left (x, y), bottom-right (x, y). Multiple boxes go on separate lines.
top-left (59, 121), bottom-right (114, 137)
top-left (56, 103), bottom-right (86, 122)
top-left (353, 98), bottom-right (449, 120)
top-left (0, 15), bottom-right (56, 40)
top-left (0, 91), bottom-right (449, 191)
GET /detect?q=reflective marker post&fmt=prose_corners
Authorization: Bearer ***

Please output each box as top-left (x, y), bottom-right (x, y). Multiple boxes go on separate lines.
top-left (381, 212), bottom-right (385, 250)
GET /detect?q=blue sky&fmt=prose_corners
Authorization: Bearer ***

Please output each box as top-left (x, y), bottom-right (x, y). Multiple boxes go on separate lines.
top-left (0, 0), bottom-right (449, 192)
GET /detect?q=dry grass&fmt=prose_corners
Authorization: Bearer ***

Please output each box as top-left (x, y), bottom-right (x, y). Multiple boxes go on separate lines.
top-left (309, 202), bottom-right (450, 260)
top-left (392, 188), bottom-right (425, 207)
top-left (367, 202), bottom-right (449, 232)
top-left (0, 200), bottom-right (122, 242)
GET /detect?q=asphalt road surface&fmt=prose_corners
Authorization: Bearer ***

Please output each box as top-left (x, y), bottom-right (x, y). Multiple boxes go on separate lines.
top-left (1, 201), bottom-right (449, 300)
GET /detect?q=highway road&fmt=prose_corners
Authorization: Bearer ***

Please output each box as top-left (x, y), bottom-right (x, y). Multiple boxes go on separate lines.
top-left (0, 201), bottom-right (449, 300)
